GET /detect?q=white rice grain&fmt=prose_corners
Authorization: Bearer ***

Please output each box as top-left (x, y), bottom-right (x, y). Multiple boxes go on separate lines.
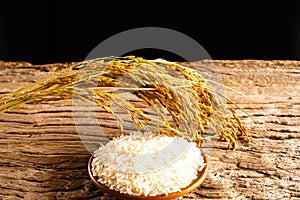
top-left (91, 131), bottom-right (205, 196)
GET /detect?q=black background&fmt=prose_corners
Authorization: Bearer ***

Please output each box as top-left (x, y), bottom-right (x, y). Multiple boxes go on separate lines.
top-left (0, 1), bottom-right (299, 64)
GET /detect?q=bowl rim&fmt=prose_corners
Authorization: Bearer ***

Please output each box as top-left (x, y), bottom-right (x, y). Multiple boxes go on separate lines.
top-left (88, 148), bottom-right (209, 200)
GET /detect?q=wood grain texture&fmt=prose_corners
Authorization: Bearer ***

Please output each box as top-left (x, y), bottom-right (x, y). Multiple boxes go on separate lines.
top-left (0, 60), bottom-right (299, 200)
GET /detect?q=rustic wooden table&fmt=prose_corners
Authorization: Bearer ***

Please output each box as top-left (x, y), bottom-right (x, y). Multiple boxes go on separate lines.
top-left (0, 60), bottom-right (299, 200)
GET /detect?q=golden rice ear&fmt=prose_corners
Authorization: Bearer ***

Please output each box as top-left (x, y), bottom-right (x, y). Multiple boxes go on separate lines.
top-left (0, 56), bottom-right (249, 148)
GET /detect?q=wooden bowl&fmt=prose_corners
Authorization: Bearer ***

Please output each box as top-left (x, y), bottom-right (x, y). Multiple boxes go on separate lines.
top-left (88, 149), bottom-right (209, 200)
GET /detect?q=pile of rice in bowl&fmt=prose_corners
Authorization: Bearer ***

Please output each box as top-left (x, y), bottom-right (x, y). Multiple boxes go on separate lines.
top-left (91, 132), bottom-right (206, 196)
